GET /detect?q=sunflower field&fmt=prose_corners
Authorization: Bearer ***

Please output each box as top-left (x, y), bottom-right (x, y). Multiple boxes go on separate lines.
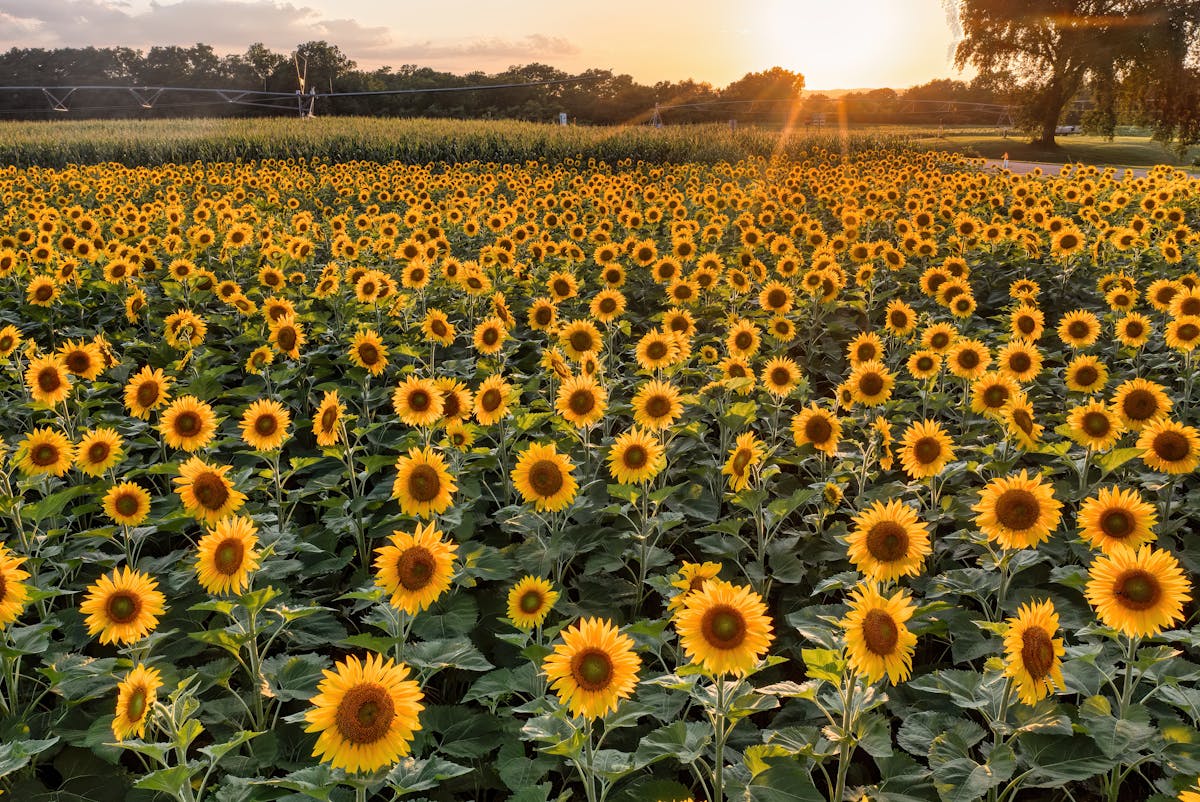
top-left (0, 141), bottom-right (1199, 802)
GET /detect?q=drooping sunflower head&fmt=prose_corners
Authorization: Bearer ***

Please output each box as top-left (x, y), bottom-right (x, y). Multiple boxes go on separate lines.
top-left (1085, 545), bottom-right (1191, 638)
top-left (507, 576), bottom-right (559, 630)
top-left (674, 579), bottom-right (774, 676)
top-left (374, 521), bottom-right (458, 614)
top-left (542, 617), bottom-right (641, 719)
top-left (305, 652), bottom-right (424, 773)
top-left (1003, 599), bottom-right (1065, 706)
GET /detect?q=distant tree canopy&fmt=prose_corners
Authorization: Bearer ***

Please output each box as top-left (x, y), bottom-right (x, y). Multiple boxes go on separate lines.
top-left (951, 0), bottom-right (1200, 149)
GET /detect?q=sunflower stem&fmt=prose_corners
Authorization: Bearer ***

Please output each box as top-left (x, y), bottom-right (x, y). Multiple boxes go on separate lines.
top-left (833, 672), bottom-right (857, 802)
top-left (578, 717), bottom-right (599, 802)
top-left (1106, 635), bottom-right (1141, 802)
top-left (243, 601), bottom-right (267, 731)
top-left (712, 674), bottom-right (728, 802)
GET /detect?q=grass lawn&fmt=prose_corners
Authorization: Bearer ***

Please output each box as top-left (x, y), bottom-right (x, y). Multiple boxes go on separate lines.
top-left (909, 128), bottom-right (1200, 170)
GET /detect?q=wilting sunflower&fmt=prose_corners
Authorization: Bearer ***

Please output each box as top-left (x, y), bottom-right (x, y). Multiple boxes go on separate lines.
top-left (1057, 310), bottom-right (1101, 349)
top-left (474, 374), bottom-right (512, 425)
top-left (1115, 313), bottom-right (1152, 349)
top-left (392, 446), bottom-right (457, 519)
top-left (75, 427), bottom-right (124, 476)
top-left (103, 481), bottom-right (151, 527)
top-left (1003, 599), bottom-right (1065, 706)
top-left (791, 404), bottom-right (841, 456)
top-left (348, 330), bottom-right (389, 375)
top-left (971, 372), bottom-right (1021, 418)
top-left (1085, 545), bottom-right (1190, 637)
top-left (632, 379), bottom-right (684, 431)
top-left (174, 457), bottom-right (248, 524)
top-left (513, 442), bottom-right (578, 512)
top-left (195, 515), bottom-right (261, 596)
top-left (0, 545), bottom-right (31, 628)
top-left (556, 374), bottom-right (608, 428)
top-left (1111, 377), bottom-right (1172, 431)
top-left (848, 360), bottom-right (895, 407)
top-left (125, 366), bottom-right (172, 419)
top-left (607, 427), bottom-right (665, 485)
top-left (374, 521), bottom-right (458, 614)
top-left (973, 470), bottom-right (1063, 550)
top-left (1078, 486), bottom-right (1158, 554)
top-left (761, 356), bottom-right (802, 397)
top-left (507, 576), bottom-right (559, 630)
top-left (897, 419), bottom-right (955, 480)
top-left (25, 354), bottom-right (72, 407)
top-left (843, 583), bottom-right (918, 685)
top-left (543, 618), bottom-right (641, 719)
top-left (723, 432), bottom-right (765, 493)
top-left (80, 566), bottom-right (166, 645)
top-left (159, 396), bottom-right (218, 453)
top-left (17, 427), bottom-right (74, 478)
top-left (313, 390), bottom-right (345, 447)
top-left (674, 580), bottom-right (774, 676)
top-left (1137, 418), bottom-right (1200, 474)
top-left (946, 339), bottom-right (991, 380)
top-left (305, 652), bottom-right (424, 773)
top-left (111, 663), bottom-right (164, 740)
top-left (846, 499), bottom-right (932, 582)
top-left (1066, 400), bottom-right (1125, 452)
top-left (392, 376), bottom-right (444, 428)
top-left (997, 339), bottom-right (1042, 383)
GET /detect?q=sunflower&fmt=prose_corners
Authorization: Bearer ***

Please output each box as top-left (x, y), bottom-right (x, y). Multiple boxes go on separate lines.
top-left (607, 427), bottom-right (665, 485)
top-left (884, 299), bottom-right (917, 336)
top-left (726, 319), bottom-right (761, 358)
top-left (791, 404), bottom-right (841, 456)
top-left (392, 446), bottom-right (457, 519)
top-left (195, 515), bottom-right (261, 596)
top-left (268, 313), bottom-right (304, 359)
top-left (973, 470), bottom-right (1063, 550)
top-left (1057, 310), bottom-right (1101, 349)
top-left (174, 457), bottom-right (247, 524)
top-left (971, 372), bottom-right (1021, 418)
top-left (305, 652), bottom-right (424, 773)
top-left (842, 583), bottom-right (918, 684)
top-left (906, 350), bottom-right (942, 381)
top-left (946, 339), bottom-right (991, 380)
top-left (392, 376), bottom-right (444, 428)
top-left (17, 427), bottom-right (74, 478)
top-left (559, 320), bottom-right (603, 361)
top-left (159, 396), bottom-right (218, 453)
top-left (543, 618), bottom-right (641, 719)
top-left (513, 442), bottom-right (577, 512)
top-left (1181, 782), bottom-right (1200, 802)
top-left (635, 330), bottom-right (680, 372)
top-left (0, 324), bottom-right (22, 358)
top-left (0, 545), bottom-right (31, 628)
top-left (761, 357), bottom-right (802, 397)
top-left (80, 566), bottom-right (166, 645)
top-left (421, 309), bottom-right (455, 345)
top-left (125, 366), bottom-right (172, 419)
top-left (75, 427), bottom-right (124, 476)
top-left (1010, 305), bottom-right (1045, 341)
top-left (921, 323), bottom-right (958, 354)
top-left (846, 499), bottom-right (931, 582)
top-left (57, 339), bottom-right (104, 380)
top-left (897, 419), bottom-right (955, 480)
top-left (1066, 400), bottom-right (1125, 452)
top-left (348, 330), bottom-right (389, 375)
top-left (1166, 316), bottom-right (1200, 353)
top-left (111, 663), bottom-right (164, 740)
top-left (556, 374), bottom-right (608, 428)
top-left (507, 576), bottom-right (559, 630)
top-left (527, 298), bottom-right (559, 331)
top-left (1111, 378), bottom-right (1172, 431)
top-left (314, 390), bottom-right (345, 447)
top-left (103, 481), bottom-right (152, 527)
top-left (1063, 355), bottom-right (1108, 395)
top-left (674, 579), bottom-right (774, 675)
top-left (1115, 313), bottom-right (1152, 349)
top-left (433, 378), bottom-right (473, 423)
top-left (848, 360), bottom-right (895, 407)
top-left (474, 375), bottom-right (512, 426)
top-left (1078, 486), bottom-right (1157, 555)
top-left (473, 317), bottom-right (508, 355)
top-left (1085, 545), bottom-right (1190, 637)
top-left (723, 432), bottom-right (765, 493)
top-left (1137, 418), bottom-right (1200, 474)
top-left (25, 355), bottom-right (73, 407)
top-left (632, 380), bottom-right (684, 431)
top-left (758, 281), bottom-right (794, 314)
top-left (1003, 395), bottom-right (1043, 450)
top-left (374, 521), bottom-right (458, 614)
top-left (847, 332), bottom-right (884, 366)
top-left (1003, 600), bottom-right (1065, 706)
top-left (997, 339), bottom-right (1042, 383)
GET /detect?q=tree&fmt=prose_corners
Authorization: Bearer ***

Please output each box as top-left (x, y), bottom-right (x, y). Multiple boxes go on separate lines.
top-left (951, 0), bottom-right (1200, 147)
top-left (719, 67), bottom-right (805, 126)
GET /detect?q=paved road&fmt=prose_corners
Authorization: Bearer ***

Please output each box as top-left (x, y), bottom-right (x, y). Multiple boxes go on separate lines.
top-left (982, 159), bottom-right (1197, 179)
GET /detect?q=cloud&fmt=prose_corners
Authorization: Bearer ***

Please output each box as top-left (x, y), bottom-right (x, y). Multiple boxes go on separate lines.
top-left (0, 0), bottom-right (579, 72)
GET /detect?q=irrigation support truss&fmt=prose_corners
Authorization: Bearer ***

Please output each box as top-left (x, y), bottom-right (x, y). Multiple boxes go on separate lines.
top-left (0, 74), bottom-right (599, 116)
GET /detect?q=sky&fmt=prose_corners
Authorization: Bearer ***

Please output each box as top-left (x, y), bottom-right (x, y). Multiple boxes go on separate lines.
top-left (0, 0), bottom-right (966, 90)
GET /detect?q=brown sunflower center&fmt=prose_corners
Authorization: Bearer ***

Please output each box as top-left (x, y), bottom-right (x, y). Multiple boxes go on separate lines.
top-left (568, 389), bottom-right (596, 416)
top-left (441, 393), bottom-right (461, 419)
top-left (862, 609), bottom-right (900, 656)
top-left (734, 332), bottom-right (753, 350)
top-left (406, 465), bottom-right (442, 502)
top-left (569, 331), bottom-right (594, 353)
top-left (866, 521), bottom-right (910, 562)
top-left (115, 492), bottom-right (141, 517)
top-left (335, 683), bottom-right (396, 744)
top-left (1008, 352), bottom-right (1032, 373)
top-left (913, 436), bottom-right (943, 464)
top-left (1178, 323), bottom-right (1200, 342)
top-left (86, 441), bottom-right (111, 464)
top-left (1121, 389), bottom-right (1159, 421)
top-left (35, 284), bottom-right (54, 301)
top-left (1020, 626), bottom-right (1055, 679)
top-left (396, 546), bottom-right (435, 591)
top-left (1100, 508), bottom-right (1133, 538)
top-left (599, 298), bottom-right (616, 314)
top-left (1016, 316), bottom-right (1036, 335)
top-left (320, 406), bottom-right (338, 432)
top-left (192, 471), bottom-right (231, 511)
top-left (622, 444), bottom-right (648, 469)
top-left (646, 340), bottom-right (668, 360)
top-left (534, 307), bottom-right (553, 326)
top-left (125, 687), bottom-right (148, 722)
top-left (931, 332), bottom-right (951, 350)
top-left (528, 459), bottom-right (565, 498)
top-left (805, 415), bottom-right (833, 444)
top-left (890, 310), bottom-right (909, 329)
top-left (519, 590), bottom-right (544, 614)
top-left (1073, 366), bottom-right (1099, 387)
top-left (1082, 411), bottom-right (1112, 438)
top-left (956, 350), bottom-right (980, 369)
top-left (552, 279), bottom-right (571, 296)
top-left (1152, 431), bottom-right (1190, 462)
top-left (770, 367), bottom-right (792, 387)
top-left (644, 395), bottom-right (671, 419)
top-left (858, 373), bottom-right (884, 397)
top-left (767, 289), bottom-right (787, 308)
top-left (358, 343), bottom-right (380, 364)
top-left (570, 648), bottom-right (614, 691)
top-left (856, 344), bottom-right (878, 362)
top-left (31, 443), bottom-right (59, 466)
top-left (37, 366), bottom-right (63, 393)
top-left (1067, 321), bottom-right (1090, 340)
top-left (408, 390), bottom-right (432, 413)
top-left (175, 411), bottom-right (201, 436)
top-left (1114, 569), bottom-right (1161, 611)
top-left (688, 576), bottom-right (709, 592)
top-left (983, 383), bottom-right (1010, 409)
top-left (66, 352), bottom-right (90, 374)
top-left (1011, 408), bottom-right (1035, 435)
top-left (480, 388), bottom-right (502, 412)
top-left (214, 538), bottom-right (245, 575)
top-left (276, 327), bottom-right (297, 352)
top-left (482, 327), bottom-right (500, 346)
top-left (106, 592), bottom-right (141, 624)
top-left (731, 448), bottom-right (753, 475)
top-left (1124, 321), bottom-right (1145, 338)
top-left (701, 605), bottom-right (747, 649)
top-left (254, 414), bottom-right (279, 436)
top-left (995, 488), bottom-right (1040, 531)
